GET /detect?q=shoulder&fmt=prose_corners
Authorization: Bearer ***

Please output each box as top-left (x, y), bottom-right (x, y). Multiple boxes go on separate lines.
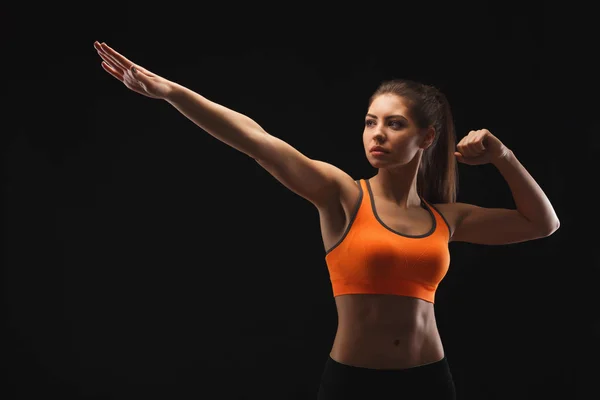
top-left (430, 202), bottom-right (464, 241)
top-left (431, 202), bottom-right (472, 219)
top-left (431, 202), bottom-right (480, 242)
top-left (316, 173), bottom-right (362, 216)
top-left (341, 177), bottom-right (362, 207)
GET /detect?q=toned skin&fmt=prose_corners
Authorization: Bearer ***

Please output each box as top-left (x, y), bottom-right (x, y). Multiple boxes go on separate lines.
top-left (321, 94), bottom-right (448, 369)
top-left (94, 41), bottom-right (560, 370)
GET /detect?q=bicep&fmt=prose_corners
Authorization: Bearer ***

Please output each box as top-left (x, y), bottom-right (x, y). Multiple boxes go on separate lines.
top-left (254, 133), bottom-right (353, 208)
top-left (450, 202), bottom-right (552, 245)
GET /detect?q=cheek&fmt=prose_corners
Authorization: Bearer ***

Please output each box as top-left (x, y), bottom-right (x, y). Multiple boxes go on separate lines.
top-left (396, 134), bottom-right (421, 149)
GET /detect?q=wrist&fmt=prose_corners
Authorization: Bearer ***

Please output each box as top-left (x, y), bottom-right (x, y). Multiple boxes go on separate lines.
top-left (163, 81), bottom-right (184, 103)
top-left (493, 147), bottom-right (513, 166)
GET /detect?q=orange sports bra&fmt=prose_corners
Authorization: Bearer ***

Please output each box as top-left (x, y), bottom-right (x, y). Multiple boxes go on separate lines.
top-left (324, 178), bottom-right (452, 303)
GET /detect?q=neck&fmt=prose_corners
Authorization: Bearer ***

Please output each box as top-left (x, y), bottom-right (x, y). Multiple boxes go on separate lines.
top-left (370, 152), bottom-right (422, 209)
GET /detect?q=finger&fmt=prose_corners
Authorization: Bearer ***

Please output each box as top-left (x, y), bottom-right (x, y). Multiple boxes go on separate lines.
top-left (463, 142), bottom-right (479, 158)
top-left (458, 142), bottom-right (472, 158)
top-left (476, 138), bottom-right (486, 152)
top-left (471, 134), bottom-right (487, 152)
top-left (99, 50), bottom-right (139, 84)
top-left (97, 46), bottom-right (139, 83)
top-left (462, 147), bottom-right (475, 158)
top-left (455, 152), bottom-right (470, 165)
top-left (96, 41), bottom-right (155, 77)
top-left (97, 50), bottom-right (125, 75)
top-left (95, 41), bottom-right (130, 70)
top-left (98, 48), bottom-right (128, 73)
top-left (101, 43), bottom-right (135, 72)
top-left (470, 142), bottom-right (485, 157)
top-left (470, 133), bottom-right (485, 152)
top-left (101, 61), bottom-right (124, 81)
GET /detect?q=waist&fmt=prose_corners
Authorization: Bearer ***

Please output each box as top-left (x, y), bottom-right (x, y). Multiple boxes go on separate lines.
top-left (331, 301), bottom-right (443, 369)
top-left (331, 322), bottom-right (444, 369)
top-left (336, 310), bottom-right (439, 341)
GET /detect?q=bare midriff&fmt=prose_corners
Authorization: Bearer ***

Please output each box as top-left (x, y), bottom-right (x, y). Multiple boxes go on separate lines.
top-left (329, 293), bottom-right (445, 370)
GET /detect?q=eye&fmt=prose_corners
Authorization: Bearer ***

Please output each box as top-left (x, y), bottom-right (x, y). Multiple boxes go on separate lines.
top-left (365, 119), bottom-right (404, 128)
top-left (364, 120), bottom-right (404, 128)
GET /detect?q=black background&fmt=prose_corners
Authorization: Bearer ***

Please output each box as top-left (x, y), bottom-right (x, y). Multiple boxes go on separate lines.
top-left (3, 3), bottom-right (598, 400)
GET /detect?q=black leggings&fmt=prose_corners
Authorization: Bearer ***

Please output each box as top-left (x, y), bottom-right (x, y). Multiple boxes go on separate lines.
top-left (317, 354), bottom-right (456, 400)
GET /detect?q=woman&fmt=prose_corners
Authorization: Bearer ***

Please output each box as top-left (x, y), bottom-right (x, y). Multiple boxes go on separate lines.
top-left (94, 41), bottom-right (560, 400)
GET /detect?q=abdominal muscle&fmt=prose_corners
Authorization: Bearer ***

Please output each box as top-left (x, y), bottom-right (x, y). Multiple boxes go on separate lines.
top-left (329, 293), bottom-right (445, 370)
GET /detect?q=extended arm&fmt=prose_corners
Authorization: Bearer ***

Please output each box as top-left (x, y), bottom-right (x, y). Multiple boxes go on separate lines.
top-left (164, 83), bottom-right (267, 160)
top-left (94, 41), bottom-right (355, 209)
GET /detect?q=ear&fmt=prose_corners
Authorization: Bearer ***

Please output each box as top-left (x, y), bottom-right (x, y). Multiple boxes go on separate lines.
top-left (421, 127), bottom-right (436, 149)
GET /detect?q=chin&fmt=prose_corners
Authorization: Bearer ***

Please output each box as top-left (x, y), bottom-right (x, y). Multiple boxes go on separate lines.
top-left (368, 159), bottom-right (388, 168)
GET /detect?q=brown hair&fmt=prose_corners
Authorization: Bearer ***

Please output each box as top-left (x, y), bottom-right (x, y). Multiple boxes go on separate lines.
top-left (368, 78), bottom-right (459, 204)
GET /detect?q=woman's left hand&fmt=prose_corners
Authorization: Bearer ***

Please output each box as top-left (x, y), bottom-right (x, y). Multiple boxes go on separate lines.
top-left (454, 129), bottom-right (510, 165)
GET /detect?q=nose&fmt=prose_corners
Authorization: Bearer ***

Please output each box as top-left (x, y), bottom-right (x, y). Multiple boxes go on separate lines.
top-left (372, 131), bottom-right (386, 144)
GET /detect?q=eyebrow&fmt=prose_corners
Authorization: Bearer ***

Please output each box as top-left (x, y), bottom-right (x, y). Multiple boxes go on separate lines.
top-left (366, 113), bottom-right (408, 121)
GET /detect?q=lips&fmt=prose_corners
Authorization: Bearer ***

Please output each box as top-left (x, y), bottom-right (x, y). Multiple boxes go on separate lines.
top-left (370, 146), bottom-right (388, 153)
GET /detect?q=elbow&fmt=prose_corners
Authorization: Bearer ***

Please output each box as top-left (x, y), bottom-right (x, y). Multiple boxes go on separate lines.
top-left (551, 218), bottom-right (560, 233)
top-left (541, 219), bottom-right (560, 236)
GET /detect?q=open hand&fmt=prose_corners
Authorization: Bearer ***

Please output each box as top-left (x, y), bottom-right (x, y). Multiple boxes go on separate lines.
top-left (94, 41), bottom-right (173, 100)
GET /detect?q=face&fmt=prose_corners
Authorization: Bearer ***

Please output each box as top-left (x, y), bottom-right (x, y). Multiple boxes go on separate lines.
top-left (363, 93), bottom-right (434, 169)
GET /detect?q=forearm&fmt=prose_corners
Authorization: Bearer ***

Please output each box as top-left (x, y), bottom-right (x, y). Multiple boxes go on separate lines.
top-left (164, 82), bottom-right (267, 158)
top-left (493, 150), bottom-right (560, 232)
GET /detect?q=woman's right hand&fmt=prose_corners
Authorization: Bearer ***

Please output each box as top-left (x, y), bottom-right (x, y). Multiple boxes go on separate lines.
top-left (94, 41), bottom-right (174, 100)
